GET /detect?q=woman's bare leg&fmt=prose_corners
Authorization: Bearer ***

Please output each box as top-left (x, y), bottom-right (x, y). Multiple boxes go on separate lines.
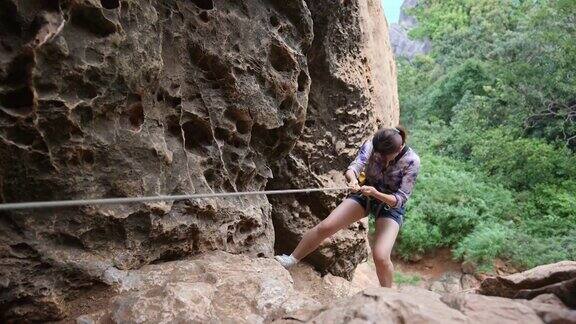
top-left (291, 199), bottom-right (366, 260)
top-left (372, 217), bottom-right (400, 287)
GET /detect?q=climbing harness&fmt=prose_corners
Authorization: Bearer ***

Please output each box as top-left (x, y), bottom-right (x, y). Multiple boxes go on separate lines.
top-left (0, 187), bottom-right (350, 211)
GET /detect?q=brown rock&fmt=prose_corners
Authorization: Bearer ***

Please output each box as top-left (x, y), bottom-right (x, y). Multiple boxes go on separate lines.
top-left (429, 271), bottom-right (463, 294)
top-left (461, 260), bottom-right (476, 274)
top-left (274, 286), bottom-right (469, 323)
top-left (270, 0), bottom-right (399, 279)
top-left (517, 297), bottom-right (576, 324)
top-left (0, 0), bottom-right (314, 320)
top-left (461, 273), bottom-right (480, 291)
top-left (0, 0), bottom-right (400, 320)
top-left (479, 261), bottom-right (576, 308)
top-left (441, 293), bottom-right (544, 324)
top-left (77, 251), bottom-right (320, 323)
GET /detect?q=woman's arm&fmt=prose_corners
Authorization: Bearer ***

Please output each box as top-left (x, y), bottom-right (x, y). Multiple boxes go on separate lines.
top-left (346, 140), bottom-right (372, 178)
top-left (345, 169), bottom-right (359, 188)
top-left (360, 156), bottom-right (421, 208)
top-left (345, 140), bottom-right (372, 190)
top-left (359, 186), bottom-right (397, 206)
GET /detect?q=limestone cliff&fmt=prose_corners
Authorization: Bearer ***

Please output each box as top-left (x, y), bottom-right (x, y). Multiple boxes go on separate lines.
top-left (0, 0), bottom-right (399, 320)
top-left (270, 0), bottom-right (399, 280)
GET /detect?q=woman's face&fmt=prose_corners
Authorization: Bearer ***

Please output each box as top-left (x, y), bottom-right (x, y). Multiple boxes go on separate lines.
top-left (375, 145), bottom-right (404, 162)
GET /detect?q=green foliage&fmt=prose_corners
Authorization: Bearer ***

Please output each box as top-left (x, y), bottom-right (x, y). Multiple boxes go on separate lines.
top-left (453, 222), bottom-right (512, 272)
top-left (396, 151), bottom-right (517, 260)
top-left (504, 228), bottom-right (576, 269)
top-left (396, 0), bottom-right (576, 272)
top-left (394, 272), bottom-right (422, 286)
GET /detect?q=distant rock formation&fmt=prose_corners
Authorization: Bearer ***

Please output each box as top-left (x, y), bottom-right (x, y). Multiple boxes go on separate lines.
top-left (389, 0), bottom-right (431, 59)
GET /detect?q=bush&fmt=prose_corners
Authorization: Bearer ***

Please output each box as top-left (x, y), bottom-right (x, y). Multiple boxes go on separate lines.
top-left (507, 229), bottom-right (576, 269)
top-left (396, 151), bottom-right (517, 260)
top-left (454, 222), bottom-right (512, 272)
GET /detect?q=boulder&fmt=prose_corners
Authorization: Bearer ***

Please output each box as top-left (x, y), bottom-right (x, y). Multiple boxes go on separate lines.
top-left (273, 286), bottom-right (469, 323)
top-left (441, 293), bottom-right (544, 324)
top-left (479, 261), bottom-right (576, 308)
top-left (76, 251), bottom-right (320, 323)
top-left (0, 0), bottom-right (314, 320)
top-left (269, 0), bottom-right (399, 280)
top-left (70, 258), bottom-right (576, 324)
top-left (428, 271), bottom-right (464, 294)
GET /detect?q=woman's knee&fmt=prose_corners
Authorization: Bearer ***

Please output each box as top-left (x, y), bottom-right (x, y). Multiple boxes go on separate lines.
top-left (373, 252), bottom-right (393, 269)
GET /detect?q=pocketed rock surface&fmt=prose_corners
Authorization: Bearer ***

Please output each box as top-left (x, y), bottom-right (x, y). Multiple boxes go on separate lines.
top-left (1, 0), bottom-right (316, 320)
top-left (269, 0), bottom-right (399, 280)
top-left (0, 0), bottom-right (401, 321)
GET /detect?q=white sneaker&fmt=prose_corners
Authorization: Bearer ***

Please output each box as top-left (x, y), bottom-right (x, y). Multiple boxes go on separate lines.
top-left (274, 254), bottom-right (299, 269)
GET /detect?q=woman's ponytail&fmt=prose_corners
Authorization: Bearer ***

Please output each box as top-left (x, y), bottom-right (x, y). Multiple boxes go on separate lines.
top-left (395, 125), bottom-right (407, 144)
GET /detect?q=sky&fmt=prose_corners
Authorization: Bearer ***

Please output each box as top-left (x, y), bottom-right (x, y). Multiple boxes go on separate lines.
top-left (381, 0), bottom-right (404, 24)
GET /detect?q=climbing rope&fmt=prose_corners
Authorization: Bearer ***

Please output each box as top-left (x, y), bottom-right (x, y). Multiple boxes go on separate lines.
top-left (0, 187), bottom-right (351, 211)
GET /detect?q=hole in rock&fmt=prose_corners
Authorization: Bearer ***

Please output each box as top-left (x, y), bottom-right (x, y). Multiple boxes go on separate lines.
top-left (151, 250), bottom-right (186, 264)
top-left (0, 87), bottom-right (35, 116)
top-left (71, 6), bottom-right (117, 37)
top-left (204, 169), bottom-right (217, 182)
top-left (191, 0), bottom-right (214, 10)
top-left (279, 96), bottom-right (294, 111)
top-left (7, 124), bottom-right (38, 146)
top-left (82, 149), bottom-right (95, 164)
top-left (75, 104), bottom-right (93, 126)
top-left (214, 127), bottom-right (231, 141)
top-left (224, 107), bottom-right (252, 134)
top-left (128, 102), bottom-right (144, 130)
top-left (231, 136), bottom-right (246, 148)
top-left (236, 120), bottom-right (251, 134)
top-left (10, 243), bottom-right (39, 258)
top-left (181, 117), bottom-right (213, 151)
top-left (305, 119), bottom-right (315, 128)
top-left (100, 0), bottom-right (120, 9)
top-left (6, 51), bottom-right (34, 86)
top-left (270, 15), bottom-right (280, 27)
top-left (297, 70), bottom-right (309, 92)
top-left (269, 43), bottom-right (297, 72)
top-left (199, 11), bottom-right (210, 22)
top-left (166, 116), bottom-right (182, 137)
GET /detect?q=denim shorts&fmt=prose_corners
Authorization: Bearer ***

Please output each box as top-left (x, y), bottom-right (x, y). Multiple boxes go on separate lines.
top-left (347, 193), bottom-right (405, 227)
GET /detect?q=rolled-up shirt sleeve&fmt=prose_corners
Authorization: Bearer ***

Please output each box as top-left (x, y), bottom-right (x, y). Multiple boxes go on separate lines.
top-left (347, 140), bottom-right (372, 178)
top-left (392, 156), bottom-right (421, 208)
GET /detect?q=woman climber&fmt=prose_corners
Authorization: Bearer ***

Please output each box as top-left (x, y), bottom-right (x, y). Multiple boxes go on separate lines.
top-left (274, 126), bottom-right (421, 288)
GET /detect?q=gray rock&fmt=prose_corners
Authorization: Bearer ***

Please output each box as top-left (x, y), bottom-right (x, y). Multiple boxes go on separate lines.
top-left (389, 0), bottom-right (431, 59)
top-left (76, 251), bottom-right (321, 323)
top-left (479, 261), bottom-right (576, 308)
top-left (0, 0), bottom-right (314, 320)
top-left (270, 0), bottom-right (399, 280)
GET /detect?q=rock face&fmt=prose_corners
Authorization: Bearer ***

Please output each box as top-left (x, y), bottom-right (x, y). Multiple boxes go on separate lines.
top-left (389, 0), bottom-right (431, 59)
top-left (478, 261), bottom-right (576, 308)
top-left (0, 0), bottom-right (401, 321)
top-left (270, 0), bottom-right (399, 280)
top-left (0, 0), bottom-right (317, 320)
